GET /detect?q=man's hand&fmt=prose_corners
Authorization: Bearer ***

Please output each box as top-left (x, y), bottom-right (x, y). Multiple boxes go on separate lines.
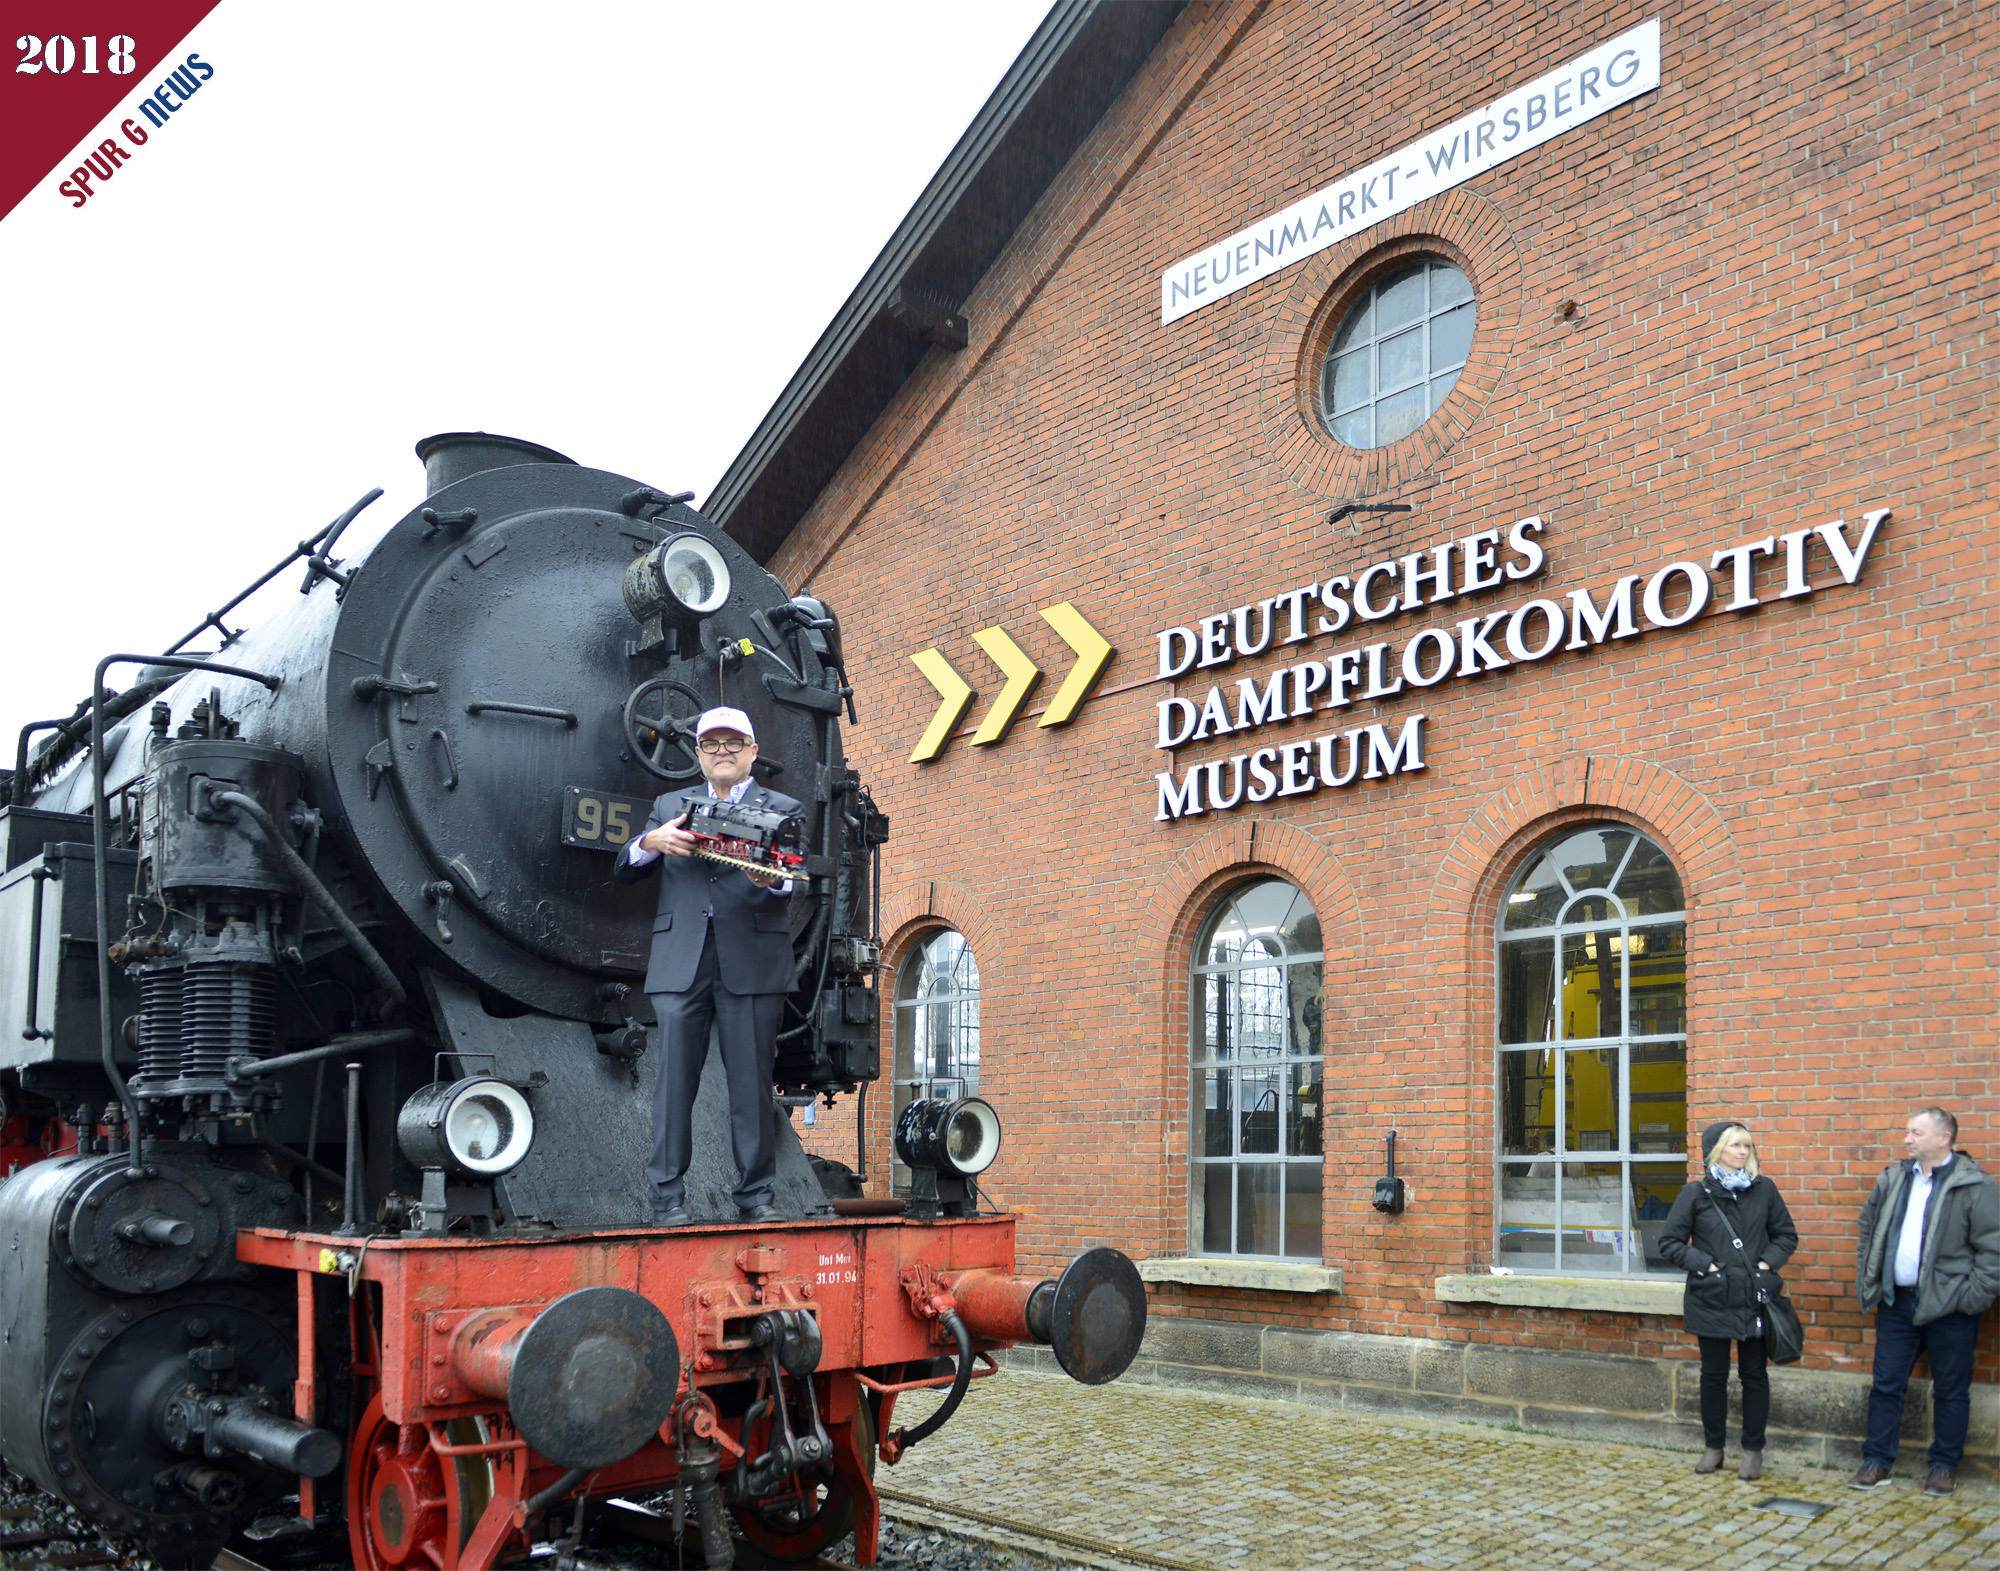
top-left (642, 812), bottom-right (698, 858)
top-left (746, 867), bottom-right (780, 889)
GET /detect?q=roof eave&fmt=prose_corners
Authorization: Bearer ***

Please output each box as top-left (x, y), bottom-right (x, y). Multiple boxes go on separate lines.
top-left (705, 0), bottom-right (1184, 563)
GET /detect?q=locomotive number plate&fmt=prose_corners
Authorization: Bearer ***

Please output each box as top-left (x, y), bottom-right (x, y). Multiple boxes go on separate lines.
top-left (561, 786), bottom-right (652, 851)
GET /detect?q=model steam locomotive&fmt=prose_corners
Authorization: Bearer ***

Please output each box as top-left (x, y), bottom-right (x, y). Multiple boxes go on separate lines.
top-left (0, 434), bottom-right (1144, 1568)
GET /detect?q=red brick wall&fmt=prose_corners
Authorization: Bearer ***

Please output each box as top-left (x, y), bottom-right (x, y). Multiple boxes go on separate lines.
top-left (781, 0), bottom-right (1997, 1376)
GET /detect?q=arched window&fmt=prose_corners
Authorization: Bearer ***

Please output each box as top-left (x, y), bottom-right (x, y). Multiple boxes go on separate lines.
top-left (1191, 879), bottom-right (1324, 1259)
top-left (1496, 825), bottom-right (1686, 1275)
top-left (892, 930), bottom-right (980, 1193)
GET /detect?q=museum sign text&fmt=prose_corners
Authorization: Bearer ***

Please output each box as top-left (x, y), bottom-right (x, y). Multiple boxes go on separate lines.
top-left (1151, 509), bottom-right (1891, 822)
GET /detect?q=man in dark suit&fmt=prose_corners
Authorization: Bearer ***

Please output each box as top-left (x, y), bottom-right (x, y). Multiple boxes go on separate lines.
top-left (614, 706), bottom-right (799, 1224)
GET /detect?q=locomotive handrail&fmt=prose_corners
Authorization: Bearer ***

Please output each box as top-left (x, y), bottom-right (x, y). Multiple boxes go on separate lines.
top-left (12, 673), bottom-right (181, 802)
top-left (20, 865), bottom-right (57, 1041)
top-left (162, 487), bottom-right (383, 656)
top-left (91, 652), bottom-right (285, 1174)
top-left (464, 700), bottom-right (579, 727)
top-left (11, 717), bottom-right (73, 804)
top-left (852, 1350), bottom-right (1000, 1397)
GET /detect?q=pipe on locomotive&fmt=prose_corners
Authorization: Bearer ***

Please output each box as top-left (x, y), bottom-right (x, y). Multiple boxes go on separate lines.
top-left (207, 789), bottom-right (407, 1005)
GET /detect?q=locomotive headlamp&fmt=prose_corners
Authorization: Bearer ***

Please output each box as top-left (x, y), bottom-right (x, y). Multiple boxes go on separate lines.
top-left (397, 1077), bottom-right (536, 1177)
top-left (623, 533), bottom-right (733, 655)
top-left (895, 1096), bottom-right (1002, 1177)
top-left (657, 534), bottom-right (730, 617)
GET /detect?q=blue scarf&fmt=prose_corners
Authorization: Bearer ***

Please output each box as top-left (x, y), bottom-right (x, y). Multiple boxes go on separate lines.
top-left (1709, 1164), bottom-right (1752, 1192)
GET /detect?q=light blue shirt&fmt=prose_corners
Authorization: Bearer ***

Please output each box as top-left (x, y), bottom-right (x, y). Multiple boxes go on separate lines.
top-left (1893, 1155), bottom-right (1951, 1288)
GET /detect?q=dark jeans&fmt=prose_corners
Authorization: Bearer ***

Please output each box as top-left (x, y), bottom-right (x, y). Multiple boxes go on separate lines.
top-left (1696, 1335), bottom-right (1769, 1450)
top-left (1864, 1289), bottom-right (1984, 1470)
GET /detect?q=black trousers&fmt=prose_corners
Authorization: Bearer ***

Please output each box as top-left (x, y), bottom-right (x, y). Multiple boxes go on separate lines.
top-left (1696, 1335), bottom-right (1769, 1450)
top-left (647, 924), bottom-right (782, 1211)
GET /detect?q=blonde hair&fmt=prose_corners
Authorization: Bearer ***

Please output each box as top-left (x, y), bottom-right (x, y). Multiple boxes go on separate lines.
top-left (1710, 1124), bottom-right (1760, 1180)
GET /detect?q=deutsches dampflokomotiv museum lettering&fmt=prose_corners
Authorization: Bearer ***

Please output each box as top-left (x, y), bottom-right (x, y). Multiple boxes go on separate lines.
top-left (1152, 508), bottom-right (1891, 822)
top-left (1159, 19), bottom-right (1662, 323)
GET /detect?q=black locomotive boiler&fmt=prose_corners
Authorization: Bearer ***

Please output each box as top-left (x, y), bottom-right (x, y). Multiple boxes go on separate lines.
top-left (0, 434), bottom-right (1144, 1568)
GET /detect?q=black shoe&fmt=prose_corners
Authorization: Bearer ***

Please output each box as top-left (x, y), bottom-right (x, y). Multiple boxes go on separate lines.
top-left (1924, 1466), bottom-right (1956, 1496)
top-left (1848, 1462), bottom-right (1893, 1489)
top-left (738, 1203), bottom-right (781, 1224)
top-left (649, 1204), bottom-right (692, 1227)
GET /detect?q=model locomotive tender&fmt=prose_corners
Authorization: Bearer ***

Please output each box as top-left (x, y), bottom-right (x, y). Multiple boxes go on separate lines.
top-left (0, 434), bottom-right (1144, 1569)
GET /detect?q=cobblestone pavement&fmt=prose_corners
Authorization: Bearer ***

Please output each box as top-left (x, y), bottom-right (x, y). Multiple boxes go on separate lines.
top-left (886, 1371), bottom-right (2000, 1571)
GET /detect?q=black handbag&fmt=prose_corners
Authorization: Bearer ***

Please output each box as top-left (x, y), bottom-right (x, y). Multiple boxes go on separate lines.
top-left (1762, 1289), bottom-right (1805, 1365)
top-left (1705, 1188), bottom-right (1804, 1364)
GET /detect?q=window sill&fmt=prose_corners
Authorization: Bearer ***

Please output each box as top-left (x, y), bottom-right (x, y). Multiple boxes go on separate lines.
top-left (1433, 1272), bottom-right (1684, 1315)
top-left (1138, 1257), bottom-right (1342, 1294)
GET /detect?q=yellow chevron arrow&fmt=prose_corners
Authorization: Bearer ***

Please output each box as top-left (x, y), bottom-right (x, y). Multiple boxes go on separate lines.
top-left (1037, 603), bottom-right (1114, 727)
top-left (969, 626), bottom-right (1042, 745)
top-left (907, 648), bottom-right (975, 763)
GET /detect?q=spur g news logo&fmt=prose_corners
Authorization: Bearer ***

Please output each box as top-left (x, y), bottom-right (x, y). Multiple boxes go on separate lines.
top-left (907, 603), bottom-right (1113, 763)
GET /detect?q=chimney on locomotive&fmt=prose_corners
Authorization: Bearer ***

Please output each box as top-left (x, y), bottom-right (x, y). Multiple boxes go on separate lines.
top-left (413, 431), bottom-right (577, 495)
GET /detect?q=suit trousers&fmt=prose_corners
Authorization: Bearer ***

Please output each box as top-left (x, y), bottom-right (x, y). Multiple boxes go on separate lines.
top-left (647, 923), bottom-right (783, 1211)
top-left (1863, 1289), bottom-right (1983, 1470)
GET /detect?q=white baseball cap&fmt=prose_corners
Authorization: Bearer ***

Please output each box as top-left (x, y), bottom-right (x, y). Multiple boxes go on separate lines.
top-left (694, 706), bottom-right (756, 742)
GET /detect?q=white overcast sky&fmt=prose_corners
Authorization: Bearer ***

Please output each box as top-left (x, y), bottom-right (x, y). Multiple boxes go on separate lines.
top-left (0, 0), bottom-right (1049, 747)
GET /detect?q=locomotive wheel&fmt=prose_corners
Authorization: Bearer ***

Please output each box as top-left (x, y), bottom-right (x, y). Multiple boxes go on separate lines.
top-left (347, 1397), bottom-right (506, 1570)
top-left (731, 1377), bottom-right (877, 1564)
top-left (622, 677), bottom-right (704, 782)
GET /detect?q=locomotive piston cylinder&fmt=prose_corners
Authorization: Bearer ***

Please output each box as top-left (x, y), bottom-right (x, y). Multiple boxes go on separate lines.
top-left (449, 1286), bottom-right (679, 1470)
top-left (157, 1391), bottom-right (341, 1478)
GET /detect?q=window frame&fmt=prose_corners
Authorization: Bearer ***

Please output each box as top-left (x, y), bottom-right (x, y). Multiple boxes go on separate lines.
top-left (1321, 257), bottom-right (1477, 450)
top-left (1188, 878), bottom-right (1325, 1263)
top-left (1493, 825), bottom-right (1687, 1278)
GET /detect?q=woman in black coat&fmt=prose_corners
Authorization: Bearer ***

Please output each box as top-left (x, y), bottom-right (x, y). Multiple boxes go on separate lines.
top-left (1658, 1120), bottom-right (1800, 1480)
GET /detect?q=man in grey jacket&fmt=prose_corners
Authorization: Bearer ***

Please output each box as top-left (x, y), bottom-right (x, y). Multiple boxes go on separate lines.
top-left (1849, 1107), bottom-right (2000, 1496)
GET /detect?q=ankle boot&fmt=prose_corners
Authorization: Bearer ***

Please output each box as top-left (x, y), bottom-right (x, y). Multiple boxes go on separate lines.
top-left (1696, 1448), bottom-right (1725, 1473)
top-left (1737, 1450), bottom-right (1763, 1481)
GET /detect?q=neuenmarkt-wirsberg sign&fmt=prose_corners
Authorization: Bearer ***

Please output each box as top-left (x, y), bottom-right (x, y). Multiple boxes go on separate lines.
top-left (1159, 18), bottom-right (1662, 324)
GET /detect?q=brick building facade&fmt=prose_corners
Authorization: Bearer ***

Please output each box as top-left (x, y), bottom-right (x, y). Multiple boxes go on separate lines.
top-left (709, 0), bottom-right (1996, 1468)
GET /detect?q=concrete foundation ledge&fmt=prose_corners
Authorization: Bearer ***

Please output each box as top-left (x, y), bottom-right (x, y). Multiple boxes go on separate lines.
top-left (1019, 1314), bottom-right (1999, 1484)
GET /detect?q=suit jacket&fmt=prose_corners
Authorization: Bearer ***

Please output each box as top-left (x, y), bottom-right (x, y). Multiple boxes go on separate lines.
top-left (613, 783), bottom-right (801, 996)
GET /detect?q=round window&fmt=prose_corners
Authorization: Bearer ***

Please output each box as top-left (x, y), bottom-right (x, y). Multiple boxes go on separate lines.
top-left (1321, 259), bottom-right (1477, 449)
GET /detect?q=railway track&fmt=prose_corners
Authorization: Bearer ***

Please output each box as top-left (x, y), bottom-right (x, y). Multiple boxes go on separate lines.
top-left (1, 1475), bottom-right (1170, 1571)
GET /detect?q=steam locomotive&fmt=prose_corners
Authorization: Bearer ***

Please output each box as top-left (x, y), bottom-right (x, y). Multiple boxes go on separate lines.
top-left (0, 434), bottom-right (1144, 1569)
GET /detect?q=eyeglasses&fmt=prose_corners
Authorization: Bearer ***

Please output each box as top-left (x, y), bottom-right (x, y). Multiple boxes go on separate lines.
top-left (697, 736), bottom-right (751, 755)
